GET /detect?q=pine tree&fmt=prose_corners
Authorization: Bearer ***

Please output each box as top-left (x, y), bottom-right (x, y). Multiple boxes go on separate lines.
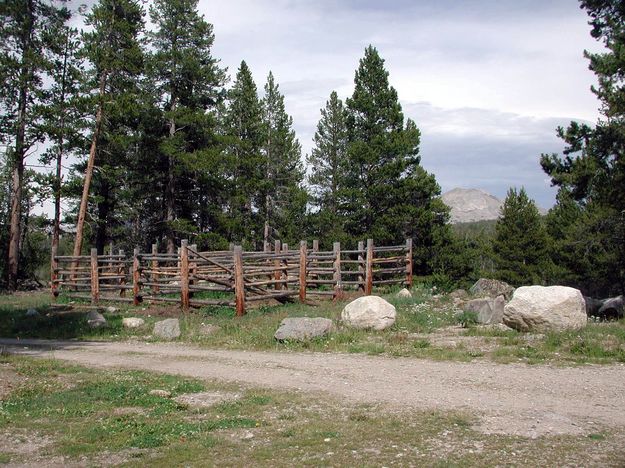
top-left (0, 0), bottom-right (71, 289)
top-left (540, 0), bottom-right (625, 295)
top-left (223, 61), bottom-right (265, 245)
top-left (148, 0), bottom-right (226, 253)
top-left (344, 45), bottom-right (448, 277)
top-left (260, 71), bottom-right (306, 244)
top-left (493, 188), bottom-right (551, 286)
top-left (307, 90), bottom-right (348, 245)
top-left (73, 0), bottom-right (145, 256)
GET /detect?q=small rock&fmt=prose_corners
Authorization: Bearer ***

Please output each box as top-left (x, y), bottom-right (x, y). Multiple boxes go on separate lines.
top-left (396, 288), bottom-right (412, 298)
top-left (153, 318), bottom-right (180, 340)
top-left (86, 310), bottom-right (107, 328)
top-left (241, 431), bottom-right (254, 440)
top-left (174, 391), bottom-right (240, 408)
top-left (149, 389), bottom-right (171, 398)
top-left (449, 289), bottom-right (469, 300)
top-left (122, 317), bottom-right (145, 329)
top-left (274, 317), bottom-right (333, 341)
top-left (105, 306), bottom-right (118, 313)
top-left (341, 296), bottom-right (396, 331)
top-left (25, 308), bottom-right (40, 317)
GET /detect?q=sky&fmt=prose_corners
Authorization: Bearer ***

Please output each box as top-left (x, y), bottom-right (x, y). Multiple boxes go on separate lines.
top-left (198, 0), bottom-right (604, 208)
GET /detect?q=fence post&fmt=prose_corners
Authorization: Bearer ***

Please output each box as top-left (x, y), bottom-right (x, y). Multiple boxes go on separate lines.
top-left (234, 245), bottom-right (246, 316)
top-left (357, 240), bottom-right (365, 293)
top-left (333, 241), bottom-right (343, 300)
top-left (132, 248), bottom-right (140, 306)
top-left (180, 240), bottom-right (190, 310)
top-left (274, 239), bottom-right (281, 290)
top-left (51, 243), bottom-right (58, 299)
top-left (365, 239), bottom-right (373, 295)
top-left (282, 243), bottom-right (289, 289)
top-left (151, 243), bottom-right (159, 294)
top-left (405, 238), bottom-right (413, 288)
top-left (118, 249), bottom-right (126, 297)
top-left (90, 248), bottom-right (99, 304)
top-left (299, 240), bottom-right (307, 303)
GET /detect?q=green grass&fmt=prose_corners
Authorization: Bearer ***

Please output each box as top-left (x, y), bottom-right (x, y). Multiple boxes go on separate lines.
top-left (1, 355), bottom-right (624, 467)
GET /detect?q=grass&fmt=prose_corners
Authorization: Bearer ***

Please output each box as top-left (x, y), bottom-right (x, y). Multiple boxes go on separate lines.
top-left (2, 289), bottom-right (625, 365)
top-left (1, 355), bottom-right (623, 467)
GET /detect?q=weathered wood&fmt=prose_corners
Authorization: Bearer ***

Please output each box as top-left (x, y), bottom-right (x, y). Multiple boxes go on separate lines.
top-left (132, 248), bottom-right (140, 306)
top-left (180, 240), bottom-right (190, 310)
top-left (90, 248), bottom-right (99, 304)
top-left (151, 244), bottom-right (159, 294)
top-left (118, 249), bottom-right (126, 297)
top-left (234, 245), bottom-right (245, 316)
top-left (358, 240), bottom-right (365, 293)
top-left (365, 239), bottom-right (373, 295)
top-left (405, 238), bottom-right (413, 288)
top-left (282, 243), bottom-right (289, 290)
top-left (333, 242), bottom-right (344, 300)
top-left (274, 240), bottom-right (281, 290)
top-left (299, 240), bottom-right (307, 303)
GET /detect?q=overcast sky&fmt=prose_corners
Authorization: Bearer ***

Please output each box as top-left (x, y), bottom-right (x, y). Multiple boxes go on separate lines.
top-left (200, 0), bottom-right (603, 208)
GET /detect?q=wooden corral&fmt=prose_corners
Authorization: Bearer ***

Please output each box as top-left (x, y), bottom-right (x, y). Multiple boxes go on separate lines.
top-left (51, 239), bottom-right (413, 316)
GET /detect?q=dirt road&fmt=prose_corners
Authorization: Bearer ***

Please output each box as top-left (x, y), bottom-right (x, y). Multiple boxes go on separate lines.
top-left (2, 338), bottom-right (624, 437)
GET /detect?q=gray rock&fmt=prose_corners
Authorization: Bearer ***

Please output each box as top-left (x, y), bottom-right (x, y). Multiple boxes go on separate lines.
top-left (503, 286), bottom-right (587, 333)
top-left (25, 308), bottom-right (40, 317)
top-left (122, 317), bottom-right (145, 329)
top-left (464, 295), bottom-right (505, 324)
top-left (153, 318), bottom-right (181, 340)
top-left (341, 296), bottom-right (396, 331)
top-left (396, 288), bottom-right (412, 298)
top-left (274, 317), bottom-right (333, 341)
top-left (105, 306), bottom-right (118, 313)
top-left (470, 278), bottom-right (515, 300)
top-left (174, 391), bottom-right (240, 408)
top-left (584, 296), bottom-right (603, 317)
top-left (149, 389), bottom-right (171, 398)
top-left (449, 289), bottom-right (469, 300)
top-left (86, 310), bottom-right (107, 328)
top-left (598, 296), bottom-right (624, 320)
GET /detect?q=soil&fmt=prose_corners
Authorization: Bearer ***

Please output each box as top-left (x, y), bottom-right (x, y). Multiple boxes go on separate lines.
top-left (2, 338), bottom-right (625, 439)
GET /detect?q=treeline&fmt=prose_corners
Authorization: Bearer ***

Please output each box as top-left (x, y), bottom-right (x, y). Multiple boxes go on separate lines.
top-left (0, 0), bottom-right (458, 290)
top-left (1, 0), bottom-right (623, 298)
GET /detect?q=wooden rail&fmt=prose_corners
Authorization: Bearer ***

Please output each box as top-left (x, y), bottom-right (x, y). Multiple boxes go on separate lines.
top-left (51, 238), bottom-right (413, 316)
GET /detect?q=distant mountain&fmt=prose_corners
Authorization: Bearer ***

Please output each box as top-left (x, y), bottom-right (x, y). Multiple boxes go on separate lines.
top-left (442, 188), bottom-right (548, 224)
top-left (441, 188), bottom-right (503, 224)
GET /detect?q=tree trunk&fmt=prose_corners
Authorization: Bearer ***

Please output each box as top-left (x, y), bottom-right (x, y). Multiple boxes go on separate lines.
top-left (7, 0), bottom-right (34, 291)
top-left (73, 72), bottom-right (107, 260)
top-left (165, 97), bottom-right (177, 254)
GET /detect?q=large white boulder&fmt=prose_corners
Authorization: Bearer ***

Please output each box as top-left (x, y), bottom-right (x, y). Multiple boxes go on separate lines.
top-left (341, 296), bottom-right (396, 331)
top-left (503, 286), bottom-right (587, 333)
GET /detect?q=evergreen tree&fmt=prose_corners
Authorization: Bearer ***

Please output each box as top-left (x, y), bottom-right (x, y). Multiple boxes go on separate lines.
top-left (148, 0), bottom-right (226, 253)
top-left (344, 45), bottom-right (449, 276)
top-left (223, 61), bottom-right (264, 246)
top-left (73, 0), bottom-right (145, 255)
top-left (260, 71), bottom-right (306, 244)
top-left (0, 0), bottom-right (70, 289)
top-left (307, 90), bottom-right (348, 245)
top-left (540, 0), bottom-right (625, 295)
top-left (493, 188), bottom-right (551, 286)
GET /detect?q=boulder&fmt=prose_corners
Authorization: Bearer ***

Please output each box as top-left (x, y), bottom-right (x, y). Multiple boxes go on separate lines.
top-left (86, 310), bottom-right (107, 328)
top-left (341, 296), bottom-right (396, 331)
top-left (25, 308), bottom-right (40, 318)
top-left (122, 317), bottom-right (145, 329)
top-left (463, 295), bottom-right (505, 324)
top-left (274, 317), bottom-right (333, 341)
top-left (470, 278), bottom-right (515, 300)
top-left (396, 288), bottom-right (412, 298)
top-left (153, 318), bottom-right (181, 340)
top-left (598, 296), bottom-right (624, 320)
top-left (583, 296), bottom-right (603, 317)
top-left (503, 286), bottom-right (587, 333)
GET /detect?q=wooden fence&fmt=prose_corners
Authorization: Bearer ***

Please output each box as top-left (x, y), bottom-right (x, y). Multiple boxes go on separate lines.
top-left (51, 238), bottom-right (413, 316)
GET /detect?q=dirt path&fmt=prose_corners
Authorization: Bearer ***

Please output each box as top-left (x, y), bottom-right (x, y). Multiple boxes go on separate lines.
top-left (3, 338), bottom-right (625, 438)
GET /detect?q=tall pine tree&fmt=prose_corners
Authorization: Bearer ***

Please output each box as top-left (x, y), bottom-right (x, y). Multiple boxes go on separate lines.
top-left (260, 71), bottom-right (306, 244)
top-left (0, 0), bottom-right (70, 289)
top-left (307, 90), bottom-right (348, 245)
